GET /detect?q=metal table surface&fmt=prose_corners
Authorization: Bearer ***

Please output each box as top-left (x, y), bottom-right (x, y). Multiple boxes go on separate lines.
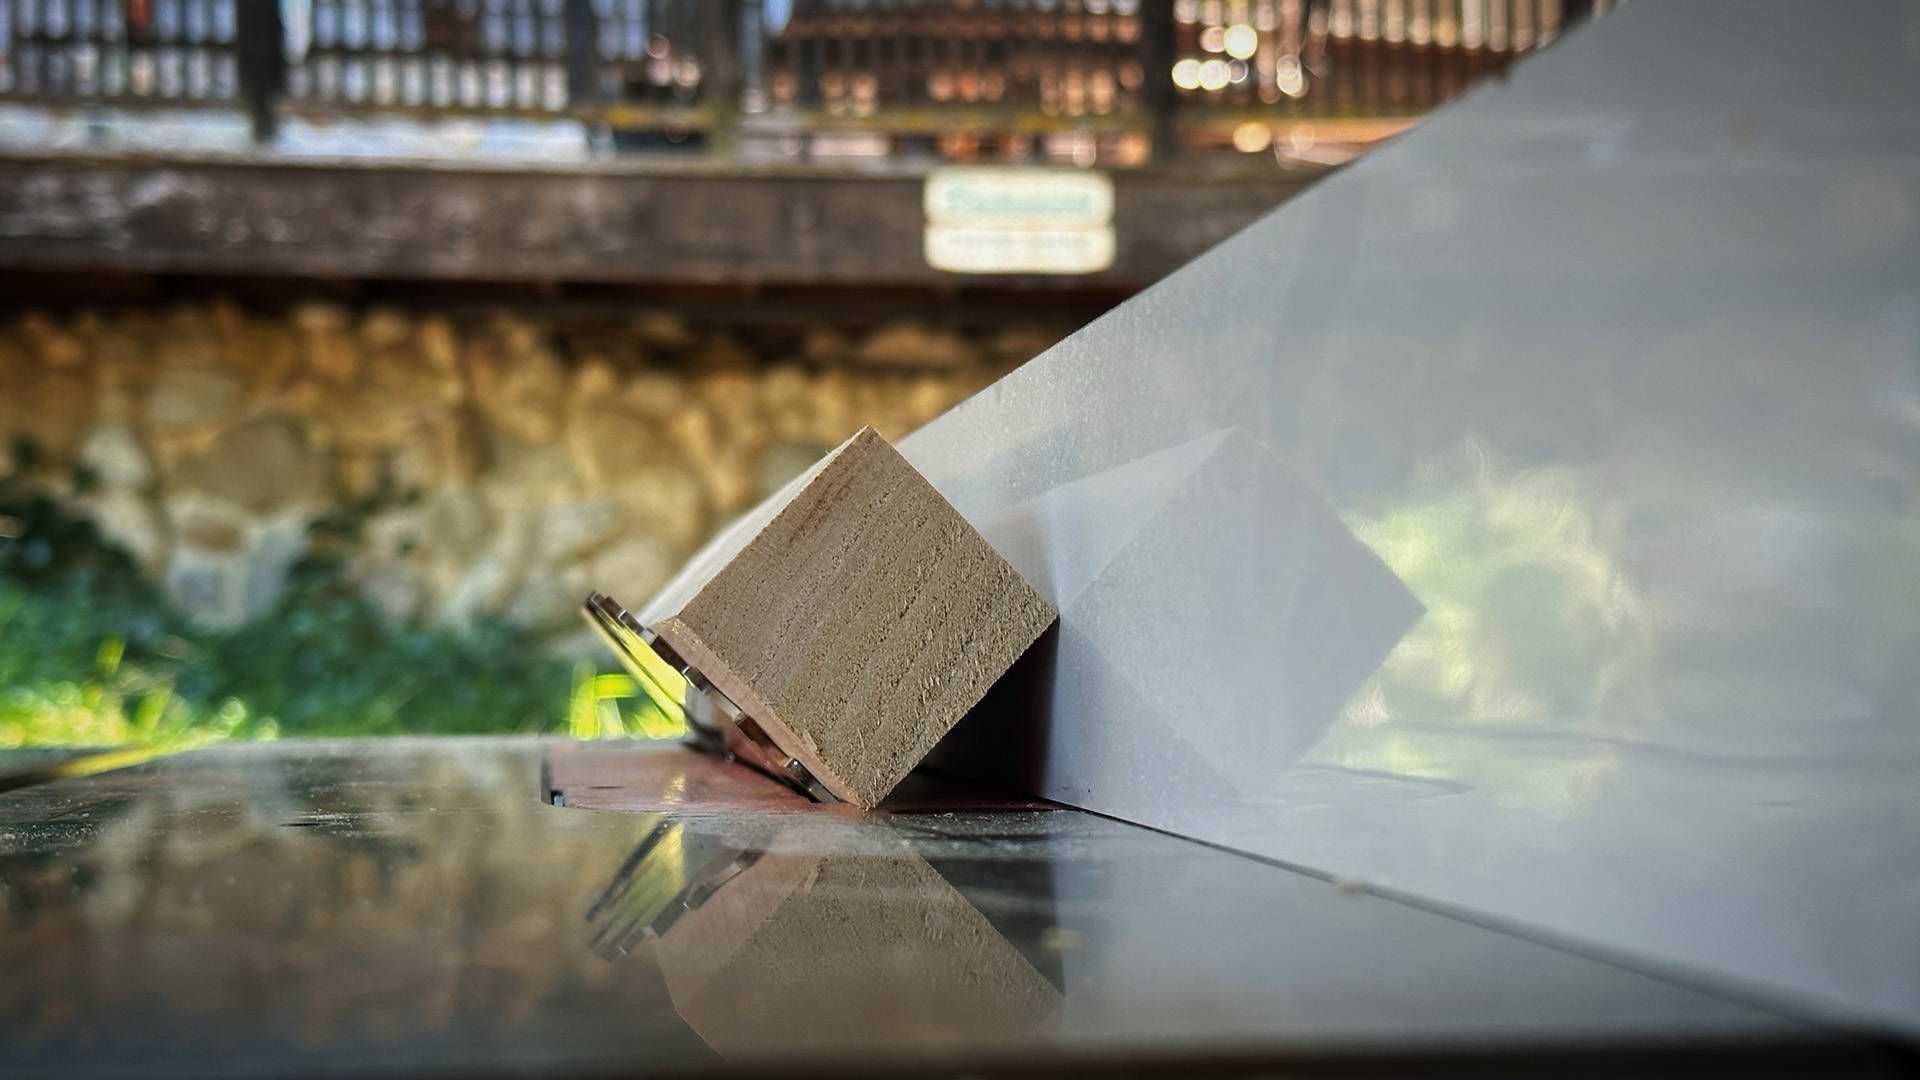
top-left (0, 738), bottom-right (1901, 1078)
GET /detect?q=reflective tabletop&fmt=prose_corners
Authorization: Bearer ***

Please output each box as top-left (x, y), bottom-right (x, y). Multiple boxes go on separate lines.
top-left (0, 738), bottom-right (1898, 1077)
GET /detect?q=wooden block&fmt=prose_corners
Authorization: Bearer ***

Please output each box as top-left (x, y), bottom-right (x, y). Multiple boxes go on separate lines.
top-left (649, 426), bottom-right (1056, 809)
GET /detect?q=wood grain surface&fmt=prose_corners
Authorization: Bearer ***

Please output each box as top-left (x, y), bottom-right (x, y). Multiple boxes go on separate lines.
top-left (653, 426), bottom-right (1056, 808)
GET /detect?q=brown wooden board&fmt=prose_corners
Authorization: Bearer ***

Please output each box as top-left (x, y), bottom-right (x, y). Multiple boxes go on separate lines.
top-left (0, 154), bottom-right (1314, 288)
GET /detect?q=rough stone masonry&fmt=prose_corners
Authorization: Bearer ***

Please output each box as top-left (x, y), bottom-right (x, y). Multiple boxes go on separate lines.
top-left (0, 301), bottom-right (1057, 654)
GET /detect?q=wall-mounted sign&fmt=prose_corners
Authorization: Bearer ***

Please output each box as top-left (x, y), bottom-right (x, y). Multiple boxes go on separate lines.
top-left (923, 167), bottom-right (1116, 275)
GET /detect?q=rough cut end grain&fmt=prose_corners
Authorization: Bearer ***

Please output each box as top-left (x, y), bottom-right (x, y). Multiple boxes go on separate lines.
top-left (654, 427), bottom-right (1056, 808)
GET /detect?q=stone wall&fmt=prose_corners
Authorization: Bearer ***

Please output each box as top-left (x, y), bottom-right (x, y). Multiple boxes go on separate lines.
top-left (0, 302), bottom-right (1049, 652)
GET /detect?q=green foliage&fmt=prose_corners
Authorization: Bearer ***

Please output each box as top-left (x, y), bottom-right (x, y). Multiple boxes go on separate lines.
top-left (0, 439), bottom-right (672, 748)
top-left (177, 564), bottom-right (572, 739)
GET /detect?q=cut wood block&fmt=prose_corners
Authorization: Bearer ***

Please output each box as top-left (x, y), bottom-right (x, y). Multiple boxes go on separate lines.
top-left (649, 426), bottom-right (1056, 809)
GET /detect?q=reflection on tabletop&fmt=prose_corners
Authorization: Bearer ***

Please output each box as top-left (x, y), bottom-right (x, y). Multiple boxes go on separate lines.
top-left (586, 813), bottom-right (1062, 1058)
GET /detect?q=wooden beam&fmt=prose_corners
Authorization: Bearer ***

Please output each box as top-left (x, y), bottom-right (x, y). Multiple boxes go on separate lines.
top-left (0, 154), bottom-right (1315, 288)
